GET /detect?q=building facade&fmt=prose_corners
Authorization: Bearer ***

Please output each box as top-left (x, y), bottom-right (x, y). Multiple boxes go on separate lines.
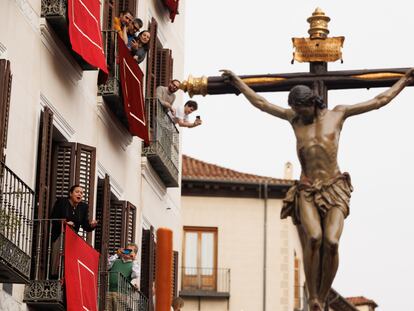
top-left (0, 0), bottom-right (186, 310)
top-left (180, 155), bottom-right (366, 311)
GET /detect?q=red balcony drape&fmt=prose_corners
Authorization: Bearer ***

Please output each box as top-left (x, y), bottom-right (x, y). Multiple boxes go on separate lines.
top-left (65, 225), bottom-right (100, 311)
top-left (68, 0), bottom-right (108, 73)
top-left (118, 36), bottom-right (149, 144)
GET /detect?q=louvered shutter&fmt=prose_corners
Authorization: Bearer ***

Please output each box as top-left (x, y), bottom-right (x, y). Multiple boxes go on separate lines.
top-left (0, 60), bottom-right (11, 162)
top-left (108, 199), bottom-right (127, 253)
top-left (140, 226), bottom-right (156, 306)
top-left (118, 0), bottom-right (137, 15)
top-left (102, 0), bottom-right (115, 30)
top-left (50, 142), bottom-right (76, 205)
top-left (95, 175), bottom-right (111, 311)
top-left (156, 48), bottom-right (173, 87)
top-left (145, 18), bottom-right (158, 98)
top-left (75, 143), bottom-right (96, 211)
top-left (124, 202), bottom-right (136, 244)
top-left (32, 107), bottom-right (54, 279)
top-left (172, 251), bottom-right (179, 300)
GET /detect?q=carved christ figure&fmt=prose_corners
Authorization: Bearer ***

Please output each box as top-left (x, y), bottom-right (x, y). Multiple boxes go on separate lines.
top-left (221, 68), bottom-right (414, 311)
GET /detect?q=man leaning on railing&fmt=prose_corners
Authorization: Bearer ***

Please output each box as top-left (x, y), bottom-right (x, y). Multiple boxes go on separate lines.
top-left (107, 243), bottom-right (140, 310)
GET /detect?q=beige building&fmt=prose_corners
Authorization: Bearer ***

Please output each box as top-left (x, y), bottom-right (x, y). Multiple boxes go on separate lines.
top-left (180, 155), bottom-right (371, 311)
top-left (0, 0), bottom-right (186, 310)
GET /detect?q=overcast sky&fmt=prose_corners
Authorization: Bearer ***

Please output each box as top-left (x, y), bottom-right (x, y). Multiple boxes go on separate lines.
top-left (181, 1), bottom-right (414, 310)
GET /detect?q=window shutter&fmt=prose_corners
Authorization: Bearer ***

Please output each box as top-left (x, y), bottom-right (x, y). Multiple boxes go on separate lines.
top-left (108, 199), bottom-right (127, 254)
top-left (95, 175), bottom-right (111, 311)
top-left (124, 202), bottom-right (136, 244)
top-left (75, 143), bottom-right (96, 211)
top-left (294, 256), bottom-right (301, 309)
top-left (156, 48), bottom-right (173, 87)
top-left (103, 0), bottom-right (115, 30)
top-left (145, 18), bottom-right (158, 98)
top-left (32, 107), bottom-right (54, 279)
top-left (172, 250), bottom-right (179, 300)
top-left (140, 226), bottom-right (156, 307)
top-left (0, 59), bottom-right (12, 162)
top-left (119, 0), bottom-right (137, 15)
top-left (50, 142), bottom-right (76, 205)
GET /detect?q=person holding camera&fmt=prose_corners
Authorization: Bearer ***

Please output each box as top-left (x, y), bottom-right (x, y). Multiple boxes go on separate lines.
top-left (169, 100), bottom-right (202, 128)
top-left (107, 243), bottom-right (140, 310)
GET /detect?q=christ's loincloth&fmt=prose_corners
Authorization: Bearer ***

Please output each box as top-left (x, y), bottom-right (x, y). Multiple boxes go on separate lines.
top-left (281, 172), bottom-right (353, 225)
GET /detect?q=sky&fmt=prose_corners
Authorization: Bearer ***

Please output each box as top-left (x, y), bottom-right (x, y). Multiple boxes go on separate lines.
top-left (181, 1), bottom-right (414, 310)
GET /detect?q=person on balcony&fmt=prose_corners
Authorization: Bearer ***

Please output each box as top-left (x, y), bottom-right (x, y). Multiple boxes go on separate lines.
top-left (169, 100), bottom-right (203, 128)
top-left (156, 79), bottom-right (181, 114)
top-left (126, 18), bottom-right (143, 49)
top-left (130, 30), bottom-right (151, 64)
top-left (50, 185), bottom-right (98, 276)
top-left (113, 10), bottom-right (134, 43)
top-left (107, 243), bottom-right (140, 310)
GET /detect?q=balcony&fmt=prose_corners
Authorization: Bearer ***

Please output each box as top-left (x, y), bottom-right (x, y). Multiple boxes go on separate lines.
top-left (179, 267), bottom-right (230, 299)
top-left (0, 161), bottom-right (35, 283)
top-left (41, 0), bottom-right (96, 70)
top-left (143, 98), bottom-right (180, 187)
top-left (24, 219), bottom-right (66, 310)
top-left (102, 272), bottom-right (148, 311)
top-left (98, 30), bottom-right (128, 128)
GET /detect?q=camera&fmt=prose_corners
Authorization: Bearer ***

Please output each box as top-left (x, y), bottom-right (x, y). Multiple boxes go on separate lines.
top-left (122, 249), bottom-right (132, 255)
top-left (196, 116), bottom-right (201, 119)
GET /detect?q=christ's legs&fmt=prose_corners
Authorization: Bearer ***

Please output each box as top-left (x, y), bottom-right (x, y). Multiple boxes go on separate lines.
top-left (319, 207), bottom-right (344, 305)
top-left (298, 192), bottom-right (322, 310)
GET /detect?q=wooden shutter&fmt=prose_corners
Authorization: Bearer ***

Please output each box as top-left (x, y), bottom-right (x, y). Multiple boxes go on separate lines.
top-left (0, 60), bottom-right (12, 162)
top-left (32, 107), bottom-right (54, 279)
top-left (145, 18), bottom-right (158, 98)
top-left (156, 48), bottom-right (173, 87)
top-left (140, 226), bottom-right (156, 306)
top-left (50, 142), bottom-right (76, 206)
top-left (124, 202), bottom-right (136, 244)
top-left (108, 199), bottom-right (126, 254)
top-left (95, 175), bottom-right (111, 311)
top-left (102, 0), bottom-right (115, 30)
top-left (172, 251), bottom-right (179, 300)
top-left (118, 0), bottom-right (137, 15)
top-left (75, 143), bottom-right (96, 211)
top-left (294, 255), bottom-right (301, 309)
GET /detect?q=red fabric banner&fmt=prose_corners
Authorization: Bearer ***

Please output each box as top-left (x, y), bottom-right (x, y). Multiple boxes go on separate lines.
top-left (67, 0), bottom-right (108, 73)
top-left (65, 225), bottom-right (100, 311)
top-left (117, 36), bottom-right (149, 144)
top-left (164, 0), bottom-right (180, 22)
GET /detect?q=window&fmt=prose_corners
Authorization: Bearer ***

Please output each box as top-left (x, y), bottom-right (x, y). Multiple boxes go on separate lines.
top-left (182, 227), bottom-right (217, 291)
top-left (294, 252), bottom-right (301, 310)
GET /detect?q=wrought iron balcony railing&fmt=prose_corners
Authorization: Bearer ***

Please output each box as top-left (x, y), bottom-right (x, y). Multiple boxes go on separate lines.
top-left (0, 161), bottom-right (35, 283)
top-left (143, 98), bottom-right (180, 187)
top-left (179, 267), bottom-right (230, 298)
top-left (24, 219), bottom-right (74, 310)
top-left (102, 271), bottom-right (148, 311)
top-left (41, 0), bottom-right (96, 70)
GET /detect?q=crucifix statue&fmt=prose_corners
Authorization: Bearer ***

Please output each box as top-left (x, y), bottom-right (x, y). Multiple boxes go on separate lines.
top-left (180, 8), bottom-right (414, 311)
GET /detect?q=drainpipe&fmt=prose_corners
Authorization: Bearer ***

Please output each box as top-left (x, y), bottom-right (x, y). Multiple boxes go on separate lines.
top-left (262, 182), bottom-right (268, 311)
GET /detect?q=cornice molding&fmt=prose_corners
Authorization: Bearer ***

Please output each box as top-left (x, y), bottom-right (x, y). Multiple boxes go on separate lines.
top-left (40, 92), bottom-right (75, 140)
top-left (97, 161), bottom-right (124, 199)
top-left (0, 42), bottom-right (7, 59)
top-left (40, 21), bottom-right (83, 84)
top-left (96, 100), bottom-right (133, 150)
top-left (14, 0), bottom-right (40, 33)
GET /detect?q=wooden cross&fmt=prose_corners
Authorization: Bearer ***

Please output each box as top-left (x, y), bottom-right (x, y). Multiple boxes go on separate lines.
top-left (180, 8), bottom-right (413, 105)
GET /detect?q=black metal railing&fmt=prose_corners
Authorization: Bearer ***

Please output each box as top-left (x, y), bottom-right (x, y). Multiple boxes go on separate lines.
top-left (0, 161), bottom-right (35, 283)
top-left (98, 30), bottom-right (120, 98)
top-left (104, 271), bottom-right (148, 311)
top-left (143, 98), bottom-right (179, 187)
top-left (180, 267), bottom-right (230, 295)
top-left (24, 219), bottom-right (81, 309)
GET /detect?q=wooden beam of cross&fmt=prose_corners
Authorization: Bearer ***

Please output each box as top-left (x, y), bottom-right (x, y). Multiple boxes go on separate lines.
top-left (180, 8), bottom-right (414, 106)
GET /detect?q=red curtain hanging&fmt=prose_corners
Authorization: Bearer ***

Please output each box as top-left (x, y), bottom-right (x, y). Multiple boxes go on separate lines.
top-left (164, 0), bottom-right (179, 22)
top-left (65, 225), bottom-right (100, 311)
top-left (117, 36), bottom-right (150, 144)
top-left (67, 0), bottom-right (108, 73)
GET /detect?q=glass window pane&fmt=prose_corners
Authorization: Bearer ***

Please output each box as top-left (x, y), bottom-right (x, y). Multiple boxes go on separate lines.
top-left (185, 232), bottom-right (197, 275)
top-left (201, 232), bottom-right (214, 275)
